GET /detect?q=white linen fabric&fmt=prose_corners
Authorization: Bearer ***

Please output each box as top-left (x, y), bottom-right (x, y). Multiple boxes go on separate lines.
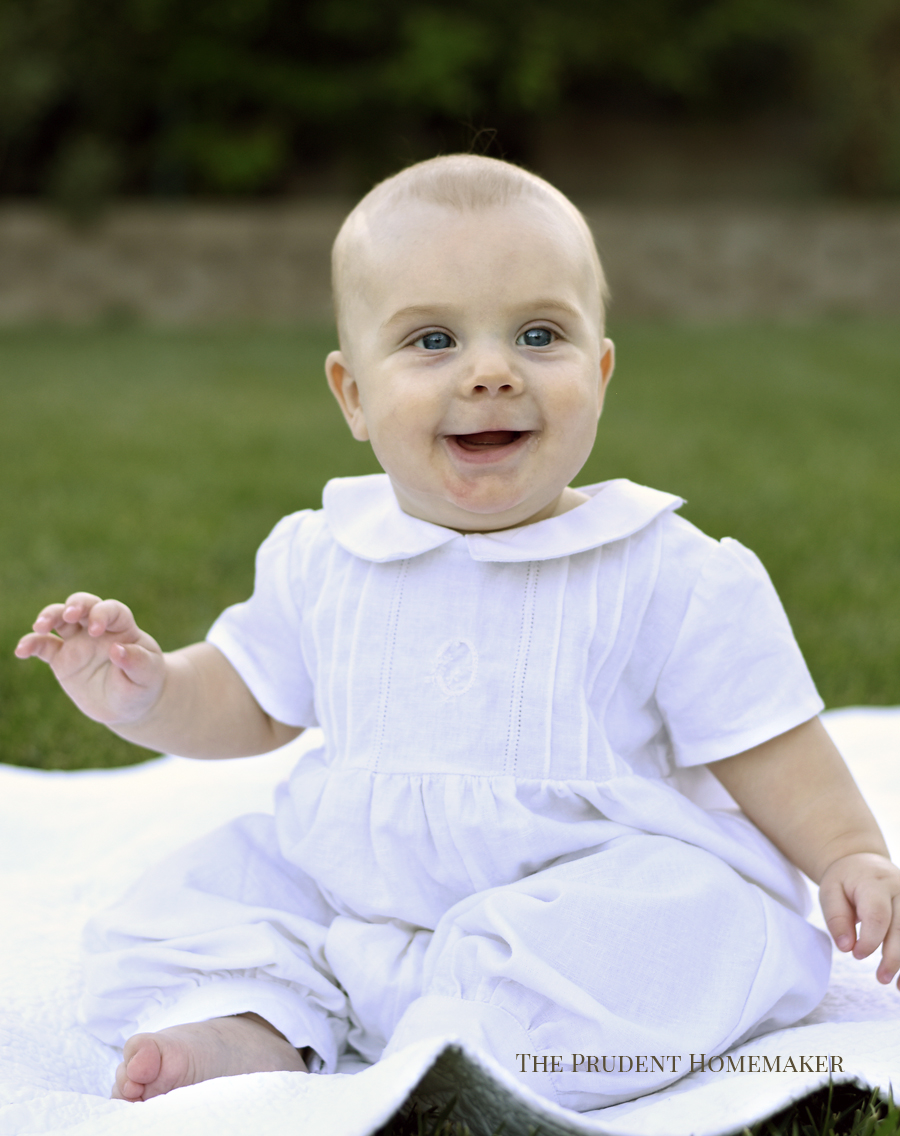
top-left (81, 476), bottom-right (831, 1111)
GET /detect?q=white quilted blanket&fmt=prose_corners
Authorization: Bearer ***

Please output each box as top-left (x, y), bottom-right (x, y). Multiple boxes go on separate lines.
top-left (2, 708), bottom-right (898, 1136)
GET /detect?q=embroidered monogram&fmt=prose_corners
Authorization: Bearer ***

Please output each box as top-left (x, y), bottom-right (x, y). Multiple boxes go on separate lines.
top-left (431, 638), bottom-right (478, 697)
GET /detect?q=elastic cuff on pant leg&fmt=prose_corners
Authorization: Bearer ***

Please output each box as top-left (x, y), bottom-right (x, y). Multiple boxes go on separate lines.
top-left (135, 979), bottom-right (338, 1072)
top-left (383, 994), bottom-right (559, 1106)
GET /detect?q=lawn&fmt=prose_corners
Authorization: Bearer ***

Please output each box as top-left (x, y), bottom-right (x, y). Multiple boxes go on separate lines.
top-left (1, 320), bottom-right (898, 1132)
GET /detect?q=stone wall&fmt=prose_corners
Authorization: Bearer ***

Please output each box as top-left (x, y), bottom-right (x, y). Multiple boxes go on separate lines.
top-left (586, 204), bottom-right (900, 321)
top-left (1, 201), bottom-right (898, 325)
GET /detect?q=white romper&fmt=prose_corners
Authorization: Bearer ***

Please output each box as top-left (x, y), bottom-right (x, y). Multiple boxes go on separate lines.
top-left (82, 476), bottom-right (832, 1111)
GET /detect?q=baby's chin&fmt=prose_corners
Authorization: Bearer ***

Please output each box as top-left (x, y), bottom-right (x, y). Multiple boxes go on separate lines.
top-left (390, 480), bottom-right (567, 533)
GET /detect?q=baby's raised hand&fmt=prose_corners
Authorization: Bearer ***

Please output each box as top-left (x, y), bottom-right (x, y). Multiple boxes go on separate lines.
top-left (819, 852), bottom-right (900, 988)
top-left (15, 593), bottom-right (166, 727)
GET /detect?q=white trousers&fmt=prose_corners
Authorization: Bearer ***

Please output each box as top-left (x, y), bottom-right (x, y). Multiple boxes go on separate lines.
top-left (82, 813), bottom-right (831, 1111)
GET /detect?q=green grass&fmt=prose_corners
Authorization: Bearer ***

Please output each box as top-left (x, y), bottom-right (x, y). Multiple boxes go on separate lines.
top-left (382, 1083), bottom-right (900, 1136)
top-left (748, 1083), bottom-right (900, 1136)
top-left (1, 321), bottom-right (898, 1130)
top-left (1, 320), bottom-right (899, 769)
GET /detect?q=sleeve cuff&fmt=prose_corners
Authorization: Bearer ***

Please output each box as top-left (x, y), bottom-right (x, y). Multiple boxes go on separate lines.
top-left (672, 697), bottom-right (825, 767)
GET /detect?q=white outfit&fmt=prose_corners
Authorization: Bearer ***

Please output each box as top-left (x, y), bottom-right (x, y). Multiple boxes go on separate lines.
top-left (82, 476), bottom-right (831, 1111)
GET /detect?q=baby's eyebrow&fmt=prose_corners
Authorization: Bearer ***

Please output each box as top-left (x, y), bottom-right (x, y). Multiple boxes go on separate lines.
top-left (381, 305), bottom-right (447, 331)
top-left (381, 299), bottom-right (582, 332)
top-left (518, 299), bottom-right (582, 321)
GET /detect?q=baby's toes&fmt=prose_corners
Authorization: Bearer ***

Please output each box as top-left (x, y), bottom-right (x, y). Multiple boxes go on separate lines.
top-left (126, 1034), bottom-right (165, 1085)
top-left (111, 1034), bottom-right (164, 1101)
top-left (112, 1058), bottom-right (148, 1102)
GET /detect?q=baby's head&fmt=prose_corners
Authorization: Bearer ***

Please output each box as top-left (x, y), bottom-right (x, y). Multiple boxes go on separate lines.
top-left (326, 154), bottom-right (615, 533)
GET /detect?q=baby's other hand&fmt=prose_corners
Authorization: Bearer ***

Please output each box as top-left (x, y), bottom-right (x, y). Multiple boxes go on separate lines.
top-left (819, 852), bottom-right (900, 988)
top-left (15, 592), bottom-right (166, 726)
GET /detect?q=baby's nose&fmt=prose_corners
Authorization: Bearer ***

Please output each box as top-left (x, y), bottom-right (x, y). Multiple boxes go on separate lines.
top-left (465, 350), bottom-right (522, 396)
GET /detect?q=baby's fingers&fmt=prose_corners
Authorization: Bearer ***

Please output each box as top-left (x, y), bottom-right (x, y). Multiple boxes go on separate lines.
top-left (875, 899), bottom-right (900, 985)
top-left (851, 885), bottom-right (894, 960)
top-left (30, 601), bottom-right (78, 637)
top-left (108, 642), bottom-right (165, 689)
top-left (57, 592), bottom-right (103, 627)
top-left (821, 854), bottom-right (900, 977)
top-left (820, 878), bottom-right (858, 953)
top-left (14, 631), bottom-right (66, 664)
top-left (67, 595), bottom-right (139, 640)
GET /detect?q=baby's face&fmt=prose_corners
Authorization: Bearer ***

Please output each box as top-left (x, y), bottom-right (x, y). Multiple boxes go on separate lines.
top-left (327, 197), bottom-right (614, 532)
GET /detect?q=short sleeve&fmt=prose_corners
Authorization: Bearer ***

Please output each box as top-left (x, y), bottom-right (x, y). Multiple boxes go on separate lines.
top-left (655, 537), bottom-right (823, 766)
top-left (206, 512), bottom-right (317, 729)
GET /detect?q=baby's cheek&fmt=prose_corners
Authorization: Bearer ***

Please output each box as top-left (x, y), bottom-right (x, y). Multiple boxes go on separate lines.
top-left (555, 398), bottom-right (600, 455)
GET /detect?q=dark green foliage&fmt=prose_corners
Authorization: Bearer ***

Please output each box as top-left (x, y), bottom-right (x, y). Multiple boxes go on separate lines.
top-left (1, 0), bottom-right (899, 213)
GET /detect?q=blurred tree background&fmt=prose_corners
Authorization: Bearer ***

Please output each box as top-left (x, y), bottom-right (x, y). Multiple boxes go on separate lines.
top-left (1, 0), bottom-right (899, 215)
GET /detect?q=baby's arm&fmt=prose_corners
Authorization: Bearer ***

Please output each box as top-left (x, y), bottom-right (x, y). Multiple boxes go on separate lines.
top-left (709, 718), bottom-right (900, 987)
top-left (15, 592), bottom-right (301, 758)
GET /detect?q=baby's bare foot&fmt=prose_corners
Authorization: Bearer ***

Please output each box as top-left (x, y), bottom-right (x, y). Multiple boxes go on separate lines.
top-left (112, 1013), bottom-right (308, 1101)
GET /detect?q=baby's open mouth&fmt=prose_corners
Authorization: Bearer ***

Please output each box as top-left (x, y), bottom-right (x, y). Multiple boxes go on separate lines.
top-left (453, 431), bottom-right (525, 451)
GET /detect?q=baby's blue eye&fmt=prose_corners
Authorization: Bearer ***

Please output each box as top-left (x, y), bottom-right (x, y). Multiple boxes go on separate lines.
top-left (517, 328), bottom-right (554, 347)
top-left (415, 332), bottom-right (454, 350)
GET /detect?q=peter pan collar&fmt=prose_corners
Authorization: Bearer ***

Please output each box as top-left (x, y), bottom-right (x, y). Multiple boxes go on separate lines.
top-left (323, 473), bottom-right (682, 564)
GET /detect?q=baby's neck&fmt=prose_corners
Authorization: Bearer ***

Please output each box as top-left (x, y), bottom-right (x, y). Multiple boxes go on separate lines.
top-left (453, 486), bottom-right (591, 535)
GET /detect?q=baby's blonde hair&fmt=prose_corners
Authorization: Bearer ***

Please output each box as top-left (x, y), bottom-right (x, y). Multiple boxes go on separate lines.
top-left (331, 154), bottom-right (609, 344)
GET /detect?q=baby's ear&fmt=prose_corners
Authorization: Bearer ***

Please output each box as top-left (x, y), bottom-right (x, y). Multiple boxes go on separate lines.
top-left (325, 351), bottom-right (369, 441)
top-left (600, 338), bottom-right (615, 386)
top-left (597, 338), bottom-right (615, 415)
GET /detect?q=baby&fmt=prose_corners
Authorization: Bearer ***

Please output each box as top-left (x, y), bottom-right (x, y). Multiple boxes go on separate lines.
top-left (16, 155), bottom-right (900, 1112)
